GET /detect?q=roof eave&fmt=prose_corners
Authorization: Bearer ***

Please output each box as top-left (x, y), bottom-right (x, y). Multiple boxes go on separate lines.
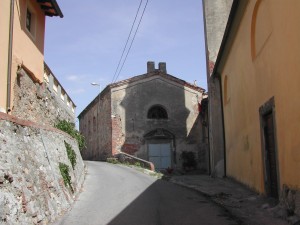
top-left (211, 0), bottom-right (249, 78)
top-left (37, 0), bottom-right (63, 18)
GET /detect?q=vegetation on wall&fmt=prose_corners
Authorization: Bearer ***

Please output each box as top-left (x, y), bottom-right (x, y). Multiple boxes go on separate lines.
top-left (106, 157), bottom-right (120, 164)
top-left (55, 120), bottom-right (86, 151)
top-left (64, 141), bottom-right (76, 170)
top-left (59, 162), bottom-right (74, 193)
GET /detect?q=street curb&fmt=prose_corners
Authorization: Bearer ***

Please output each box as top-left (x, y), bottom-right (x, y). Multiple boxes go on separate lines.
top-left (168, 179), bottom-right (245, 225)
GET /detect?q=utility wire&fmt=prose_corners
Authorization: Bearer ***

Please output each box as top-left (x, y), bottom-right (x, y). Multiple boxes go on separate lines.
top-left (112, 0), bottom-right (149, 83)
top-left (111, 0), bottom-right (143, 83)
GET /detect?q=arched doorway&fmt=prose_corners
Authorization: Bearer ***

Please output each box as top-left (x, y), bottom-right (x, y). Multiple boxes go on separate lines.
top-left (144, 129), bottom-right (175, 170)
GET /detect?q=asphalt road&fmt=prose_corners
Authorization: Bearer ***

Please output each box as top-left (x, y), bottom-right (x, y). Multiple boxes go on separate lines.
top-left (53, 161), bottom-right (241, 225)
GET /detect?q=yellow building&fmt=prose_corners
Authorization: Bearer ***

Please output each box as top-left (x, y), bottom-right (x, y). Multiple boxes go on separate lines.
top-left (0, 0), bottom-right (63, 113)
top-left (207, 0), bottom-right (300, 206)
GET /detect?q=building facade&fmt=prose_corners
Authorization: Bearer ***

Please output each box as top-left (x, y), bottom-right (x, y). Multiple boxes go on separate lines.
top-left (79, 62), bottom-right (208, 171)
top-left (203, 0), bottom-right (233, 177)
top-left (1, 0), bottom-right (76, 124)
top-left (205, 0), bottom-right (300, 212)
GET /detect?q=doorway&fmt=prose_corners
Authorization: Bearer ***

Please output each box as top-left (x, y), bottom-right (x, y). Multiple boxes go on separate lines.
top-left (148, 143), bottom-right (171, 170)
top-left (144, 128), bottom-right (175, 171)
top-left (260, 97), bottom-right (279, 198)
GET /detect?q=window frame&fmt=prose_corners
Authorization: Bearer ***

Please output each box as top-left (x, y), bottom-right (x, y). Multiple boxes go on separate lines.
top-left (147, 105), bottom-right (168, 120)
top-left (25, 2), bottom-right (37, 40)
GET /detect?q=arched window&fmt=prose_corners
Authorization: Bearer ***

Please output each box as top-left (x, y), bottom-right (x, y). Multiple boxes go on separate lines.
top-left (147, 105), bottom-right (168, 119)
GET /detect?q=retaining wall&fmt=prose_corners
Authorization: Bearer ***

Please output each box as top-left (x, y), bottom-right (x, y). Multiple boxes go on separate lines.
top-left (0, 113), bottom-right (85, 224)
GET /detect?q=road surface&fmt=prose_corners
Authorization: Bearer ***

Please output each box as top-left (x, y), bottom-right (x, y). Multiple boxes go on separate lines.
top-left (53, 161), bottom-right (241, 225)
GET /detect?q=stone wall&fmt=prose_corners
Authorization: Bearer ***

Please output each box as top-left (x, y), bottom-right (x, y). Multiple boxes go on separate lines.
top-left (203, 0), bottom-right (233, 65)
top-left (12, 68), bottom-right (74, 126)
top-left (79, 62), bottom-right (208, 172)
top-left (79, 88), bottom-right (112, 161)
top-left (110, 74), bottom-right (207, 171)
top-left (0, 113), bottom-right (85, 225)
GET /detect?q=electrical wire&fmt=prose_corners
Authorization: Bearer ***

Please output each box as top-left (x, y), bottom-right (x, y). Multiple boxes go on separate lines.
top-left (112, 0), bottom-right (149, 83)
top-left (111, 0), bottom-right (143, 83)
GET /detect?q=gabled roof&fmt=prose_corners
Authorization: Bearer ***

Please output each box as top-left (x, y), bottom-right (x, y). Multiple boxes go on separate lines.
top-left (36, 0), bottom-right (63, 18)
top-left (110, 70), bottom-right (205, 93)
top-left (78, 69), bottom-right (205, 119)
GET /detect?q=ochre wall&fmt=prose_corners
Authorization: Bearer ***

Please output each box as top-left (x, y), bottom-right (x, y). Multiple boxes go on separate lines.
top-left (1, 0), bottom-right (45, 112)
top-left (0, 1), bottom-right (10, 112)
top-left (221, 0), bottom-right (300, 193)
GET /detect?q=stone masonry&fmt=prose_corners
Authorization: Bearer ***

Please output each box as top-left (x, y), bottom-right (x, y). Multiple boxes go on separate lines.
top-left (79, 62), bottom-right (209, 172)
top-left (12, 68), bottom-right (74, 126)
top-left (0, 113), bottom-right (85, 225)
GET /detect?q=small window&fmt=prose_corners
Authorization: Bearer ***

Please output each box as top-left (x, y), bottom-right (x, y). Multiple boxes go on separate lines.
top-left (147, 105), bottom-right (168, 119)
top-left (25, 7), bottom-right (36, 38)
top-left (26, 9), bottom-right (32, 31)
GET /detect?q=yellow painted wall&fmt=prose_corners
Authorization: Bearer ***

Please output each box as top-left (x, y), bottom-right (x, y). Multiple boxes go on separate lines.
top-left (221, 0), bottom-right (300, 193)
top-left (0, 0), bottom-right (45, 112)
top-left (0, 1), bottom-right (10, 112)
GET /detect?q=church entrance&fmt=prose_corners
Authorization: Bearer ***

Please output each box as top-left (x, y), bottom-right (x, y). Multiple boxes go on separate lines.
top-left (144, 128), bottom-right (175, 171)
top-left (148, 143), bottom-right (171, 170)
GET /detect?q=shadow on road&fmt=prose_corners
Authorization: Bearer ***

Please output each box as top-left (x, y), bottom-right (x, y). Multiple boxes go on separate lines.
top-left (107, 178), bottom-right (242, 225)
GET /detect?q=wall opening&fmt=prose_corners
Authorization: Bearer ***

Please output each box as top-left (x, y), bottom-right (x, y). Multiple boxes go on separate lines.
top-left (259, 97), bottom-right (279, 198)
top-left (147, 105), bottom-right (168, 120)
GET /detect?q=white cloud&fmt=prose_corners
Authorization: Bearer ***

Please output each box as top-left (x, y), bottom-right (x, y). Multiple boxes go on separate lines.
top-left (70, 88), bottom-right (85, 94)
top-left (66, 75), bottom-right (80, 81)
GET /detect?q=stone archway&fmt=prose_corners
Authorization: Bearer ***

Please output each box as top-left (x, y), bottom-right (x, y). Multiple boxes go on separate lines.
top-left (144, 129), bottom-right (175, 170)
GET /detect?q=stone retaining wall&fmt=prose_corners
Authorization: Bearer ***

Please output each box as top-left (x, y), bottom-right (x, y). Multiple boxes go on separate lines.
top-left (12, 68), bottom-right (74, 126)
top-left (0, 114), bottom-right (85, 224)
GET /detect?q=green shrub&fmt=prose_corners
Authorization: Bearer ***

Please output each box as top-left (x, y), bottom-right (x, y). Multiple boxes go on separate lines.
top-left (55, 120), bottom-right (86, 151)
top-left (64, 141), bottom-right (76, 170)
top-left (59, 162), bottom-right (73, 193)
top-left (106, 158), bottom-right (119, 164)
top-left (134, 162), bottom-right (142, 167)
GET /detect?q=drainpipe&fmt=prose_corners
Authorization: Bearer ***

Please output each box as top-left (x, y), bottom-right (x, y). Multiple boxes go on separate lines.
top-left (216, 73), bottom-right (226, 177)
top-left (6, 0), bottom-right (14, 113)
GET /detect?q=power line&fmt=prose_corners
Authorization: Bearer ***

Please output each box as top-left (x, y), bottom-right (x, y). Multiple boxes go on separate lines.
top-left (111, 0), bottom-right (143, 83)
top-left (112, 0), bottom-right (149, 83)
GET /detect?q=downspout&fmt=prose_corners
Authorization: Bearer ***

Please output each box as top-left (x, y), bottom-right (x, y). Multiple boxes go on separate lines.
top-left (216, 73), bottom-right (226, 177)
top-left (7, 0), bottom-right (15, 113)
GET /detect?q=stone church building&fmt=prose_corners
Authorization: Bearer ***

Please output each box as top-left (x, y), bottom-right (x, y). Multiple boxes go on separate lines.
top-left (79, 62), bottom-right (208, 171)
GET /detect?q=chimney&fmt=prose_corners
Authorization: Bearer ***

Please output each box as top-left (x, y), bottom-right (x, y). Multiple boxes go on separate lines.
top-left (147, 61), bottom-right (155, 73)
top-left (158, 62), bottom-right (167, 73)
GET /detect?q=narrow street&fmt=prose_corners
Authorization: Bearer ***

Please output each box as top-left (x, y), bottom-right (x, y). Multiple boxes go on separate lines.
top-left (53, 161), bottom-right (241, 225)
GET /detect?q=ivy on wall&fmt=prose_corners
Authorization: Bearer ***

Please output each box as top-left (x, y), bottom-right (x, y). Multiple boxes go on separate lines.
top-left (55, 120), bottom-right (86, 151)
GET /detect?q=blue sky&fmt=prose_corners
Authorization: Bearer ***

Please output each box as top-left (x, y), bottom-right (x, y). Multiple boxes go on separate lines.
top-left (44, 0), bottom-right (207, 123)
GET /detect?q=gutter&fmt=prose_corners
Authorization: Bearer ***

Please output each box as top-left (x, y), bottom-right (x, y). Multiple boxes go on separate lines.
top-left (6, 0), bottom-right (14, 113)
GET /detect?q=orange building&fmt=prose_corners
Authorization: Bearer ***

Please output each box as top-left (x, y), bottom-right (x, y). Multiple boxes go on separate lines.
top-left (205, 0), bottom-right (300, 212)
top-left (0, 0), bottom-right (62, 113)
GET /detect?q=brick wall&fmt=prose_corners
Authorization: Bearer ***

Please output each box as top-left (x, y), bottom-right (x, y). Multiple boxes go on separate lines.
top-left (79, 89), bottom-right (112, 160)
